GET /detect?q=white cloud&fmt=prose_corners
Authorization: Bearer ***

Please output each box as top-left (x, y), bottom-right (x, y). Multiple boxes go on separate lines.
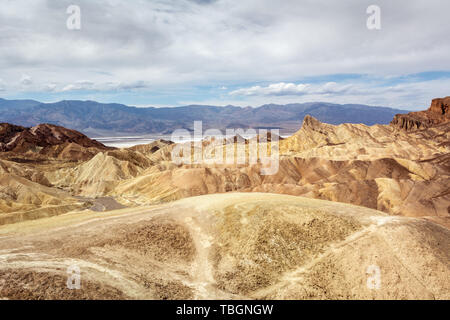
top-left (19, 74), bottom-right (32, 86)
top-left (230, 82), bottom-right (357, 97)
top-left (1, 0), bottom-right (449, 86)
top-left (45, 83), bottom-right (58, 92)
top-left (61, 80), bottom-right (94, 92)
top-left (316, 82), bottom-right (354, 94)
top-left (0, 0), bottom-right (448, 109)
top-left (213, 78), bottom-right (450, 109)
top-left (230, 83), bottom-right (310, 96)
top-left (115, 81), bottom-right (150, 91)
top-left (58, 80), bottom-right (150, 92)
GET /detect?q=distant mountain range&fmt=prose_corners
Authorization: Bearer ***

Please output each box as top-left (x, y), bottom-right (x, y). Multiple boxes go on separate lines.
top-left (0, 98), bottom-right (409, 137)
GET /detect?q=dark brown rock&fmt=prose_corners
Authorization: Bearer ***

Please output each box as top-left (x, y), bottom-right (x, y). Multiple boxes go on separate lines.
top-left (0, 123), bottom-right (112, 160)
top-left (391, 96), bottom-right (450, 131)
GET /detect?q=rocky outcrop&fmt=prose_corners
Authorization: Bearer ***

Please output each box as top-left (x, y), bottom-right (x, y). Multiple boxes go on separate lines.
top-left (391, 97), bottom-right (450, 131)
top-left (429, 97), bottom-right (450, 115)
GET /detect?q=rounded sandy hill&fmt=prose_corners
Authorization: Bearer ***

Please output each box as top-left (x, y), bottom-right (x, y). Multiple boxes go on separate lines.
top-left (0, 193), bottom-right (448, 300)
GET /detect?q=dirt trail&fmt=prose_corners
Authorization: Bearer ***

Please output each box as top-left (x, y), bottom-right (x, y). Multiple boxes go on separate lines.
top-left (252, 216), bottom-right (398, 297)
top-left (75, 196), bottom-right (127, 212)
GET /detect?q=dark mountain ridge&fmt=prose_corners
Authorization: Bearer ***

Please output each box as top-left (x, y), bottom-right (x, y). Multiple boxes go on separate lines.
top-left (0, 122), bottom-right (111, 161)
top-left (0, 98), bottom-right (409, 136)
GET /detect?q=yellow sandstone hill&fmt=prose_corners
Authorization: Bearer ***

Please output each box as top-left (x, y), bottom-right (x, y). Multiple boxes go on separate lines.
top-left (0, 173), bottom-right (86, 225)
top-left (10, 101), bottom-right (441, 227)
top-left (280, 114), bottom-right (448, 160)
top-left (0, 98), bottom-right (449, 226)
top-left (53, 112), bottom-right (444, 225)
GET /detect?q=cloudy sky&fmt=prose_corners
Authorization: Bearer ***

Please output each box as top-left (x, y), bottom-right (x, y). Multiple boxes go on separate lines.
top-left (0, 0), bottom-right (449, 110)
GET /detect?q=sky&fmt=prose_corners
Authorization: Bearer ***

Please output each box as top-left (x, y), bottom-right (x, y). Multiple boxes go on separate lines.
top-left (0, 0), bottom-right (449, 110)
